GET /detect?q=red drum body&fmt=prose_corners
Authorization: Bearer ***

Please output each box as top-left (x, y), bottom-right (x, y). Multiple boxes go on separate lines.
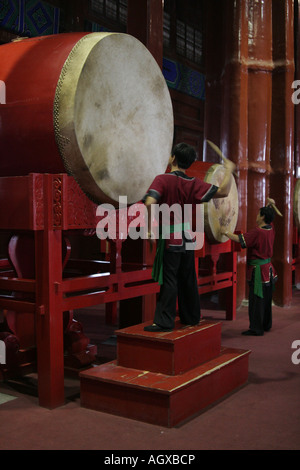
top-left (0, 33), bottom-right (174, 205)
top-left (187, 161), bottom-right (239, 243)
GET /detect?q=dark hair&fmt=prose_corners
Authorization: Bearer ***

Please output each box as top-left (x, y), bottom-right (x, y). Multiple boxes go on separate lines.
top-left (172, 143), bottom-right (197, 169)
top-left (260, 206), bottom-right (275, 224)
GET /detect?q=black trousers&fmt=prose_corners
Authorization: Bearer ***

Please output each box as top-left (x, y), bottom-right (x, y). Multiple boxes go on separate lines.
top-left (248, 281), bottom-right (273, 335)
top-left (153, 249), bottom-right (200, 330)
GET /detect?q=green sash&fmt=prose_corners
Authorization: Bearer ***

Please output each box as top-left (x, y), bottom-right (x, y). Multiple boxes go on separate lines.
top-left (248, 258), bottom-right (271, 298)
top-left (152, 223), bottom-right (190, 285)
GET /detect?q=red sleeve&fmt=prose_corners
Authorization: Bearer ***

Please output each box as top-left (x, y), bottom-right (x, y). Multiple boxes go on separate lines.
top-left (144, 175), bottom-right (165, 202)
top-left (193, 180), bottom-right (218, 203)
top-left (240, 228), bottom-right (259, 248)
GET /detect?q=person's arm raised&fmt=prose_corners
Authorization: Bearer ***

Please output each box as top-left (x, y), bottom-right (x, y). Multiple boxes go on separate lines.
top-left (214, 159), bottom-right (236, 198)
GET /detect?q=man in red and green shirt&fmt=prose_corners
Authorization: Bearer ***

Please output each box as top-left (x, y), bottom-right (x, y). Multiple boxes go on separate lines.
top-left (222, 201), bottom-right (278, 336)
top-left (143, 142), bottom-right (236, 332)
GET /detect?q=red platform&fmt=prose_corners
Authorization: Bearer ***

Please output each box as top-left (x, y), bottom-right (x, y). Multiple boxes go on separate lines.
top-left (117, 319), bottom-right (222, 375)
top-left (80, 320), bottom-right (250, 427)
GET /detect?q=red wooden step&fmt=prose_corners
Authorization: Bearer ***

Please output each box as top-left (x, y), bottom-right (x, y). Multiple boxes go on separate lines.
top-left (116, 319), bottom-right (221, 375)
top-left (80, 347), bottom-right (250, 427)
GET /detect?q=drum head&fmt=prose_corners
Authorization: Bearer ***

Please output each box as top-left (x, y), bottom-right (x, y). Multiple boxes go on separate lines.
top-left (54, 33), bottom-right (174, 206)
top-left (293, 179), bottom-right (300, 228)
top-left (204, 164), bottom-right (239, 243)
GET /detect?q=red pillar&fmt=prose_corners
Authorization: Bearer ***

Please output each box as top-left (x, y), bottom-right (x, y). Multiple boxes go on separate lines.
top-left (247, 0), bottom-right (273, 229)
top-left (127, 0), bottom-right (164, 68)
top-left (270, 0), bottom-right (294, 306)
top-left (205, 0), bottom-right (294, 307)
top-left (35, 175), bottom-right (65, 408)
top-left (222, 0), bottom-right (249, 307)
top-left (204, 0), bottom-right (248, 306)
top-left (203, 0), bottom-right (225, 154)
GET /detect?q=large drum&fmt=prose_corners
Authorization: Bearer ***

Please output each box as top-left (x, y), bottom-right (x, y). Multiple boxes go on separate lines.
top-left (0, 32), bottom-right (174, 205)
top-left (187, 161), bottom-right (239, 243)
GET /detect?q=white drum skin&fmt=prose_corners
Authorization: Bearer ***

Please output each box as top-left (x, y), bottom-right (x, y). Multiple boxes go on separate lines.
top-left (187, 162), bottom-right (239, 243)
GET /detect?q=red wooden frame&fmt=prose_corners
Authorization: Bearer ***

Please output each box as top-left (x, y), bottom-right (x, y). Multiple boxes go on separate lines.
top-left (0, 173), bottom-right (237, 408)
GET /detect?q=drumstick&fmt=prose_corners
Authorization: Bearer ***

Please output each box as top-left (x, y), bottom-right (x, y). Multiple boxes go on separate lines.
top-left (206, 140), bottom-right (228, 163)
top-left (206, 140), bottom-right (238, 177)
top-left (267, 198), bottom-right (283, 217)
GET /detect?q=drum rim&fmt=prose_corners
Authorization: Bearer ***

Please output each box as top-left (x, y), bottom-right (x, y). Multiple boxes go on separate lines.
top-left (54, 32), bottom-right (114, 205)
top-left (53, 32), bottom-right (174, 207)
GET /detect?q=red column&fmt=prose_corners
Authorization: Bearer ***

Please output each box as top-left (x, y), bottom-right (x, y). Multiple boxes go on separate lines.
top-left (270, 0), bottom-right (294, 306)
top-left (205, 0), bottom-right (293, 307)
top-left (35, 175), bottom-right (64, 408)
top-left (247, 0), bottom-right (273, 229)
top-left (203, 0), bottom-right (225, 154)
top-left (204, 0), bottom-right (248, 306)
top-left (222, 0), bottom-right (249, 307)
top-left (127, 0), bottom-right (164, 68)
